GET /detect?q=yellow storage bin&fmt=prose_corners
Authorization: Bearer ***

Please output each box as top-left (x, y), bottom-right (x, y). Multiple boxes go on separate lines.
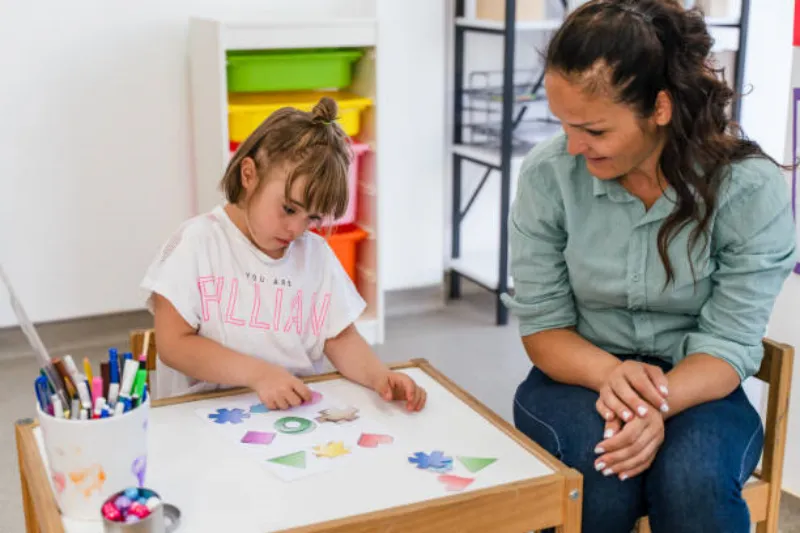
top-left (228, 91), bottom-right (372, 142)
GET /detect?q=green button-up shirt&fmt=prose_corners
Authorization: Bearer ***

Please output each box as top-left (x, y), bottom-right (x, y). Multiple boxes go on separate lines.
top-left (502, 133), bottom-right (797, 379)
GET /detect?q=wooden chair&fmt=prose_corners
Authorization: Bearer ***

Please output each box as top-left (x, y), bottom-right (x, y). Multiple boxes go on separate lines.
top-left (637, 339), bottom-right (794, 533)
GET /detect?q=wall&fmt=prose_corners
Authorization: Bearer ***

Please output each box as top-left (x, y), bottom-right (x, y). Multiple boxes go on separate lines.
top-left (743, 0), bottom-right (800, 497)
top-left (0, 0), bottom-right (376, 328)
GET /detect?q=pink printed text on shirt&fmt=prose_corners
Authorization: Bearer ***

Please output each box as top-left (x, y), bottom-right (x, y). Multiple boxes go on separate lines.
top-left (196, 276), bottom-right (331, 336)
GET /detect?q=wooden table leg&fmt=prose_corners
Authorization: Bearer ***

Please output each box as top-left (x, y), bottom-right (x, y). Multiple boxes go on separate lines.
top-left (557, 469), bottom-right (583, 533)
top-left (16, 418), bottom-right (40, 533)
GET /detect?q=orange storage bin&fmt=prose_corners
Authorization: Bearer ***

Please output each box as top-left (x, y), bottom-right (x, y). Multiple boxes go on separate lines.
top-left (313, 224), bottom-right (369, 282)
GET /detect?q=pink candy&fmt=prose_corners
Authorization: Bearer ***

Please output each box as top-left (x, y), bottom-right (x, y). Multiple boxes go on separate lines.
top-left (102, 487), bottom-right (160, 522)
top-left (102, 501), bottom-right (121, 521)
top-left (128, 502), bottom-right (151, 519)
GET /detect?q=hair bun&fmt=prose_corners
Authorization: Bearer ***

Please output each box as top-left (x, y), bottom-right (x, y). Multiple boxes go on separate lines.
top-left (312, 96), bottom-right (339, 123)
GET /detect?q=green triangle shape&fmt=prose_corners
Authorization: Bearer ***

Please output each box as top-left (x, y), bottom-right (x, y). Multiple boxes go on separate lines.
top-left (268, 451), bottom-right (306, 469)
top-left (457, 456), bottom-right (497, 473)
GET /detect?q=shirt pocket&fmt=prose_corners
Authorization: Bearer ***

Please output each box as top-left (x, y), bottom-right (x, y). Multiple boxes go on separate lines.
top-left (648, 232), bottom-right (715, 314)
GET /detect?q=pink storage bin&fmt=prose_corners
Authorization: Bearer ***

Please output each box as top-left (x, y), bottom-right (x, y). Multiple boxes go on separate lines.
top-left (323, 141), bottom-right (370, 228)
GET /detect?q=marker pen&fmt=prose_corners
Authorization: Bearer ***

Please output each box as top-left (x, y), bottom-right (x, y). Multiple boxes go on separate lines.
top-left (52, 394), bottom-right (64, 418)
top-left (132, 369), bottom-right (147, 400)
top-left (71, 399), bottom-right (80, 420)
top-left (83, 357), bottom-right (93, 384)
top-left (53, 358), bottom-right (77, 400)
top-left (100, 362), bottom-right (110, 399)
top-left (34, 376), bottom-right (49, 411)
top-left (93, 396), bottom-right (106, 419)
top-left (91, 377), bottom-right (103, 407)
top-left (63, 355), bottom-right (92, 409)
top-left (119, 358), bottom-right (139, 399)
top-left (108, 359), bottom-right (120, 408)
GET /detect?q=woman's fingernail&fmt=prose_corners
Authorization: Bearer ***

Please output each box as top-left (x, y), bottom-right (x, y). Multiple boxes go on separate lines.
top-left (603, 468), bottom-right (614, 476)
top-left (595, 462), bottom-right (606, 471)
top-left (605, 411), bottom-right (613, 420)
top-left (620, 473), bottom-right (629, 481)
top-left (660, 386), bottom-right (669, 395)
top-left (622, 411), bottom-right (631, 421)
top-left (660, 403), bottom-right (670, 413)
top-left (604, 428), bottom-right (614, 439)
top-left (595, 446), bottom-right (605, 454)
top-left (637, 406), bottom-right (648, 416)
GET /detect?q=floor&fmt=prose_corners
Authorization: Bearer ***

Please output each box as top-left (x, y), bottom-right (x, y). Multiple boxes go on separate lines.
top-left (1, 292), bottom-right (799, 532)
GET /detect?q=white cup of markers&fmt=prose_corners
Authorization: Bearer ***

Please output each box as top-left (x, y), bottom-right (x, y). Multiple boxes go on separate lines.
top-left (35, 349), bottom-right (151, 521)
top-left (36, 349), bottom-right (149, 420)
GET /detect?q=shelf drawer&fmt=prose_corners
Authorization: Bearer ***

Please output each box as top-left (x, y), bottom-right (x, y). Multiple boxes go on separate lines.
top-left (228, 91), bottom-right (372, 142)
top-left (226, 49), bottom-right (363, 93)
top-left (313, 224), bottom-right (369, 282)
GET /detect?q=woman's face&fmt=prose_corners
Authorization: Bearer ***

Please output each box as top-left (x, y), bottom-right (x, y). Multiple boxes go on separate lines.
top-left (544, 68), bottom-right (670, 180)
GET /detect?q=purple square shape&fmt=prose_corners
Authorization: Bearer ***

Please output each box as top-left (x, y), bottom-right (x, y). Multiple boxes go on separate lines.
top-left (241, 430), bottom-right (276, 445)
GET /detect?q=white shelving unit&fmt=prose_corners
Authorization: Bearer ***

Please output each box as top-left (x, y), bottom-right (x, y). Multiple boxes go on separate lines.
top-left (187, 16), bottom-right (384, 345)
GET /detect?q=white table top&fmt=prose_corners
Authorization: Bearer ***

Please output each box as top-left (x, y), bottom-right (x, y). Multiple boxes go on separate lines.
top-left (35, 367), bottom-right (553, 532)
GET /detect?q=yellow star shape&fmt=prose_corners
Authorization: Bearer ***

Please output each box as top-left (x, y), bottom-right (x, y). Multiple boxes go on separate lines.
top-left (312, 440), bottom-right (351, 459)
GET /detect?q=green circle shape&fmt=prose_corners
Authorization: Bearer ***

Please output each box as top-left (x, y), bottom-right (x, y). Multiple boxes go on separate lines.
top-left (274, 416), bottom-right (314, 435)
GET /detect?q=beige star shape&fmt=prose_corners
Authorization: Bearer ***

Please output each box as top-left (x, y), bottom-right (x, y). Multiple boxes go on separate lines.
top-left (315, 406), bottom-right (360, 423)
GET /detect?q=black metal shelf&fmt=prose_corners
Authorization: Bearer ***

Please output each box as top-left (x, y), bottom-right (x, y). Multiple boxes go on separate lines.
top-left (448, 0), bottom-right (750, 326)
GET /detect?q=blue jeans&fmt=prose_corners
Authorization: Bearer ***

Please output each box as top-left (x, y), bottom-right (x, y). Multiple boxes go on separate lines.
top-left (513, 355), bottom-right (764, 533)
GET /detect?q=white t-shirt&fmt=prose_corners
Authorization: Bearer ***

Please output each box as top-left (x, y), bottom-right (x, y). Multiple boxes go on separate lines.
top-left (140, 205), bottom-right (366, 399)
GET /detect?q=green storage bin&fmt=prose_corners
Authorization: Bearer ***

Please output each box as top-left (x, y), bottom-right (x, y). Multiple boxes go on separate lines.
top-left (226, 48), bottom-right (364, 93)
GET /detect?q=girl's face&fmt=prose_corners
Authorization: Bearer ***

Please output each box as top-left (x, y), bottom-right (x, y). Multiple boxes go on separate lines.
top-left (235, 159), bottom-right (322, 259)
top-left (543, 69), bottom-right (671, 180)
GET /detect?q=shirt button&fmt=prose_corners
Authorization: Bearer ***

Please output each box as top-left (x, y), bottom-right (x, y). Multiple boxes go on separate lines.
top-left (632, 274), bottom-right (640, 282)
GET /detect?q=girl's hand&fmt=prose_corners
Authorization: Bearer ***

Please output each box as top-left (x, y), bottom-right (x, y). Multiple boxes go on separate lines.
top-left (596, 360), bottom-right (670, 423)
top-left (373, 371), bottom-right (427, 412)
top-left (594, 407), bottom-right (665, 481)
top-left (250, 363), bottom-right (313, 410)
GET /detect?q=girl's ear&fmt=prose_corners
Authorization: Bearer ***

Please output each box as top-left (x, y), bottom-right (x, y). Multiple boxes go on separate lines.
top-left (240, 157), bottom-right (258, 192)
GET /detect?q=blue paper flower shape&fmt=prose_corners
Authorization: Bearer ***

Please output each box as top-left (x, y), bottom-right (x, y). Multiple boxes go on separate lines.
top-left (408, 450), bottom-right (453, 472)
top-left (208, 408), bottom-right (250, 424)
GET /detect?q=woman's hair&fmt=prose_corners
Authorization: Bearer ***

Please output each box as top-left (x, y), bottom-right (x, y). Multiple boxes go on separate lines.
top-left (221, 96), bottom-right (351, 221)
top-left (545, 0), bottom-right (789, 285)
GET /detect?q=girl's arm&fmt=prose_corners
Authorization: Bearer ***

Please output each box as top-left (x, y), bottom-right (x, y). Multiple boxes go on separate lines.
top-left (323, 324), bottom-right (390, 390)
top-left (153, 294), bottom-right (312, 407)
top-left (324, 324), bottom-right (427, 411)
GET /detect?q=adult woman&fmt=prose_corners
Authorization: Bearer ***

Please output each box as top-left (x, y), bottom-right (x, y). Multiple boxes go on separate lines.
top-left (501, 1), bottom-right (796, 531)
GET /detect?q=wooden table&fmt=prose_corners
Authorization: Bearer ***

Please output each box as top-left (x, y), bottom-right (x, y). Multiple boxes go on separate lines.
top-left (16, 359), bottom-right (583, 532)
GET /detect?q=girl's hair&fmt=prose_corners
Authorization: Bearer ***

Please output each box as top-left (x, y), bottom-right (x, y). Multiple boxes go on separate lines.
top-left (221, 96), bottom-right (351, 221)
top-left (545, 0), bottom-right (789, 285)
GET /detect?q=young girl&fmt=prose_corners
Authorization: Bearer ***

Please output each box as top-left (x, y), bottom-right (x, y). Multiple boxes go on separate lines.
top-left (140, 97), bottom-right (426, 412)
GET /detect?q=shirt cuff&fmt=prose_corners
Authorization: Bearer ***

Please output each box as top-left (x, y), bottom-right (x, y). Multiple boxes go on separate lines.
top-left (681, 331), bottom-right (762, 380)
top-left (501, 291), bottom-right (577, 337)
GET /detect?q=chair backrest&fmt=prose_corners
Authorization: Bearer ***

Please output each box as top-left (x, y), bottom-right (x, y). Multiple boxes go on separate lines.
top-left (755, 339), bottom-right (794, 530)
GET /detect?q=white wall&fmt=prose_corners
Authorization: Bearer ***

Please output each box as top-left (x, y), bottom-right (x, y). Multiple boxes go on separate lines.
top-left (0, 0), bottom-right (376, 328)
top-left (742, 0), bottom-right (800, 497)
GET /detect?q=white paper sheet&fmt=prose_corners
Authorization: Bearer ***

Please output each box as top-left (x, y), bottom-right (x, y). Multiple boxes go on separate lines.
top-left (193, 386), bottom-right (397, 481)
